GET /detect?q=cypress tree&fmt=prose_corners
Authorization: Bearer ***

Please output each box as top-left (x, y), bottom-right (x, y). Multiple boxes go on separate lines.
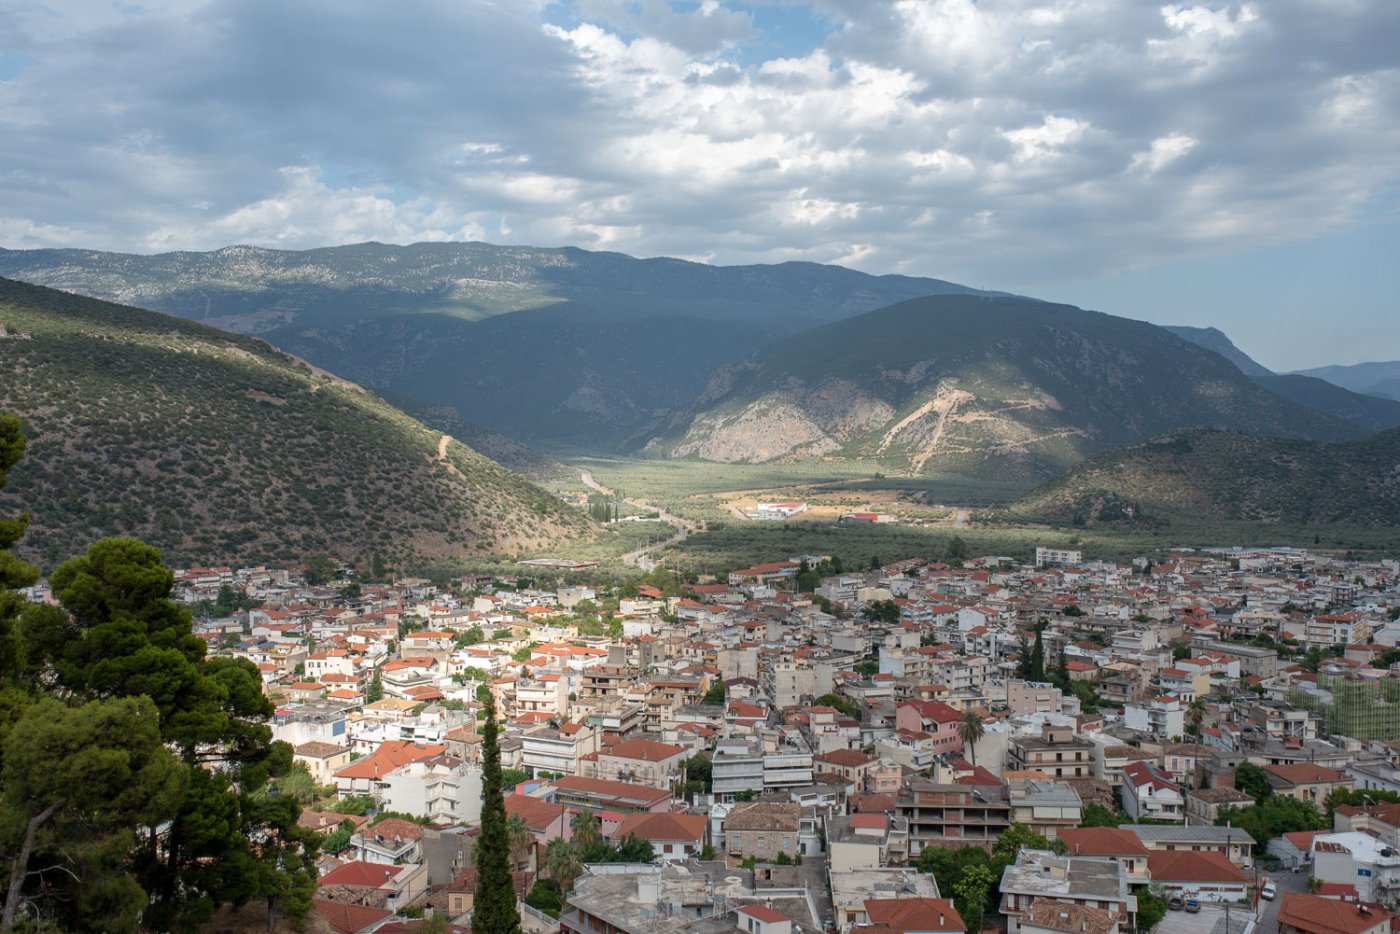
top-left (474, 694), bottom-right (522, 934)
top-left (1030, 628), bottom-right (1046, 682)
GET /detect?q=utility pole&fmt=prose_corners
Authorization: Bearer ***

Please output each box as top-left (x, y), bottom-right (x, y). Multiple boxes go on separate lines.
top-left (1226, 827), bottom-right (1232, 931)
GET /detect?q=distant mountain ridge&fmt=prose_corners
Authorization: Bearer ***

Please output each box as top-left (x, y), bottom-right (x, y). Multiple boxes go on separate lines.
top-left (0, 277), bottom-right (591, 568)
top-left (644, 295), bottom-right (1370, 481)
top-left (1165, 325), bottom-right (1400, 433)
top-left (1291, 361), bottom-right (1400, 402)
top-left (1009, 427), bottom-right (1400, 527)
top-left (1163, 325), bottom-right (1274, 377)
top-left (6, 240), bottom-right (1397, 480)
top-left (0, 241), bottom-right (977, 330)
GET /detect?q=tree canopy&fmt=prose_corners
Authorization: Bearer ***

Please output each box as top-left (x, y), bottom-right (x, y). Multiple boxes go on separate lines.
top-left (0, 418), bottom-right (317, 932)
top-left (1216, 796), bottom-right (1327, 854)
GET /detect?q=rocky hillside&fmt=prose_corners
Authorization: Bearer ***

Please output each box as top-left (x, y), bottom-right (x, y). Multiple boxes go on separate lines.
top-left (1008, 427), bottom-right (1400, 527)
top-left (0, 278), bottom-right (591, 568)
top-left (646, 295), bottom-right (1368, 481)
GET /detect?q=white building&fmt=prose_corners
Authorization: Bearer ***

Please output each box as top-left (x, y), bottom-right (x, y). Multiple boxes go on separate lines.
top-left (1120, 761), bottom-right (1185, 823)
top-left (1312, 832), bottom-right (1400, 902)
top-left (1035, 547), bottom-right (1083, 567)
top-left (1124, 699), bottom-right (1184, 739)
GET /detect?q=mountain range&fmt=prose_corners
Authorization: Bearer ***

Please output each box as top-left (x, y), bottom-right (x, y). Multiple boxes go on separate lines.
top-left (0, 277), bottom-right (590, 568)
top-left (645, 295), bottom-right (1374, 481)
top-left (4, 240), bottom-right (1398, 497)
top-left (0, 242), bottom-right (978, 448)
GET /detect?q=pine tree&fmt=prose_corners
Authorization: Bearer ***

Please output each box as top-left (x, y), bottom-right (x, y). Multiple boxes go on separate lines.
top-left (474, 694), bottom-right (522, 934)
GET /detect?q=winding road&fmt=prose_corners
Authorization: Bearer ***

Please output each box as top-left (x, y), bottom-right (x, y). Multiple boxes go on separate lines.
top-left (579, 470), bottom-right (697, 568)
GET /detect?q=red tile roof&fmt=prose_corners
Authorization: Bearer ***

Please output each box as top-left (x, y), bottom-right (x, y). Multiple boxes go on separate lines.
top-left (312, 898), bottom-right (394, 933)
top-left (603, 738), bottom-right (685, 762)
top-left (738, 905), bottom-right (791, 924)
top-left (1121, 760), bottom-right (1178, 792)
top-left (1276, 892), bottom-right (1392, 934)
top-left (864, 897), bottom-right (966, 933)
top-left (357, 817), bottom-right (425, 843)
top-left (333, 740), bottom-right (447, 780)
top-left (1146, 850), bottom-right (1247, 884)
top-left (1059, 827), bottom-right (1151, 858)
top-left (550, 775), bottom-right (672, 804)
top-left (506, 793), bottom-right (568, 832)
top-left (317, 860), bottom-right (401, 889)
top-left (1264, 762), bottom-right (1349, 784)
top-left (616, 810), bottom-right (705, 843)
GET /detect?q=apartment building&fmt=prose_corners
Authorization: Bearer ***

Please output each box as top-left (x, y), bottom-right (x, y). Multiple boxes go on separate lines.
top-left (521, 722), bottom-right (599, 777)
top-left (898, 781), bottom-right (1011, 854)
top-left (1008, 723), bottom-right (1096, 780)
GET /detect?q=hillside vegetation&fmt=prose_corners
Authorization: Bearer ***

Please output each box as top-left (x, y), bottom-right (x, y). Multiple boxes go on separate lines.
top-left (386, 394), bottom-right (570, 482)
top-left (1008, 427), bottom-right (1400, 528)
top-left (647, 295), bottom-right (1367, 480)
top-left (0, 278), bottom-right (591, 568)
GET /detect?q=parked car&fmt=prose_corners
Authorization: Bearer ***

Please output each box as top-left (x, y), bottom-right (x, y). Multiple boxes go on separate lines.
top-left (1185, 899), bottom-right (1201, 913)
top-left (1168, 896), bottom-right (1185, 911)
top-left (1262, 881), bottom-right (1278, 900)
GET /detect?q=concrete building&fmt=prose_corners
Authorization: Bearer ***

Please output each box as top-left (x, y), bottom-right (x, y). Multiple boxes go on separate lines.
top-left (999, 850), bottom-right (1136, 934)
top-left (830, 868), bottom-right (940, 934)
top-left (1120, 761), bottom-right (1184, 823)
top-left (1198, 641), bottom-right (1278, 679)
top-left (1004, 680), bottom-right (1065, 716)
top-left (1311, 832), bottom-right (1400, 903)
top-left (560, 863), bottom-right (825, 934)
top-left (1008, 722), bottom-right (1096, 780)
top-left (1035, 548), bottom-right (1082, 567)
top-left (1007, 779), bottom-right (1083, 841)
top-left (1144, 851), bottom-right (1249, 902)
top-left (898, 781), bottom-right (1011, 854)
top-left (1123, 699), bottom-right (1184, 739)
top-left (724, 802), bottom-right (802, 861)
top-left (1125, 825), bottom-right (1256, 868)
top-left (1185, 787), bottom-right (1256, 826)
top-left (522, 722), bottom-right (599, 777)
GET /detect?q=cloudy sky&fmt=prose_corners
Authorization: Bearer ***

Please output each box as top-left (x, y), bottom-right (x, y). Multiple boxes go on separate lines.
top-left (2, 0), bottom-right (1398, 369)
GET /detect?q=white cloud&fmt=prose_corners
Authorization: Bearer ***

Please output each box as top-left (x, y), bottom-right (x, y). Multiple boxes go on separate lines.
top-left (1129, 133), bottom-right (1198, 173)
top-left (1003, 115), bottom-right (1089, 163)
top-left (145, 166), bottom-right (489, 251)
top-left (0, 0), bottom-right (1396, 295)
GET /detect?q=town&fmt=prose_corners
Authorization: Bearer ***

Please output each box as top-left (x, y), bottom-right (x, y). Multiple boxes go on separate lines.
top-left (44, 544), bottom-right (1400, 934)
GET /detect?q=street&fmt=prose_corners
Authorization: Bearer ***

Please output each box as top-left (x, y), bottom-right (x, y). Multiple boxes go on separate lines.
top-left (1254, 863), bottom-right (1311, 932)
